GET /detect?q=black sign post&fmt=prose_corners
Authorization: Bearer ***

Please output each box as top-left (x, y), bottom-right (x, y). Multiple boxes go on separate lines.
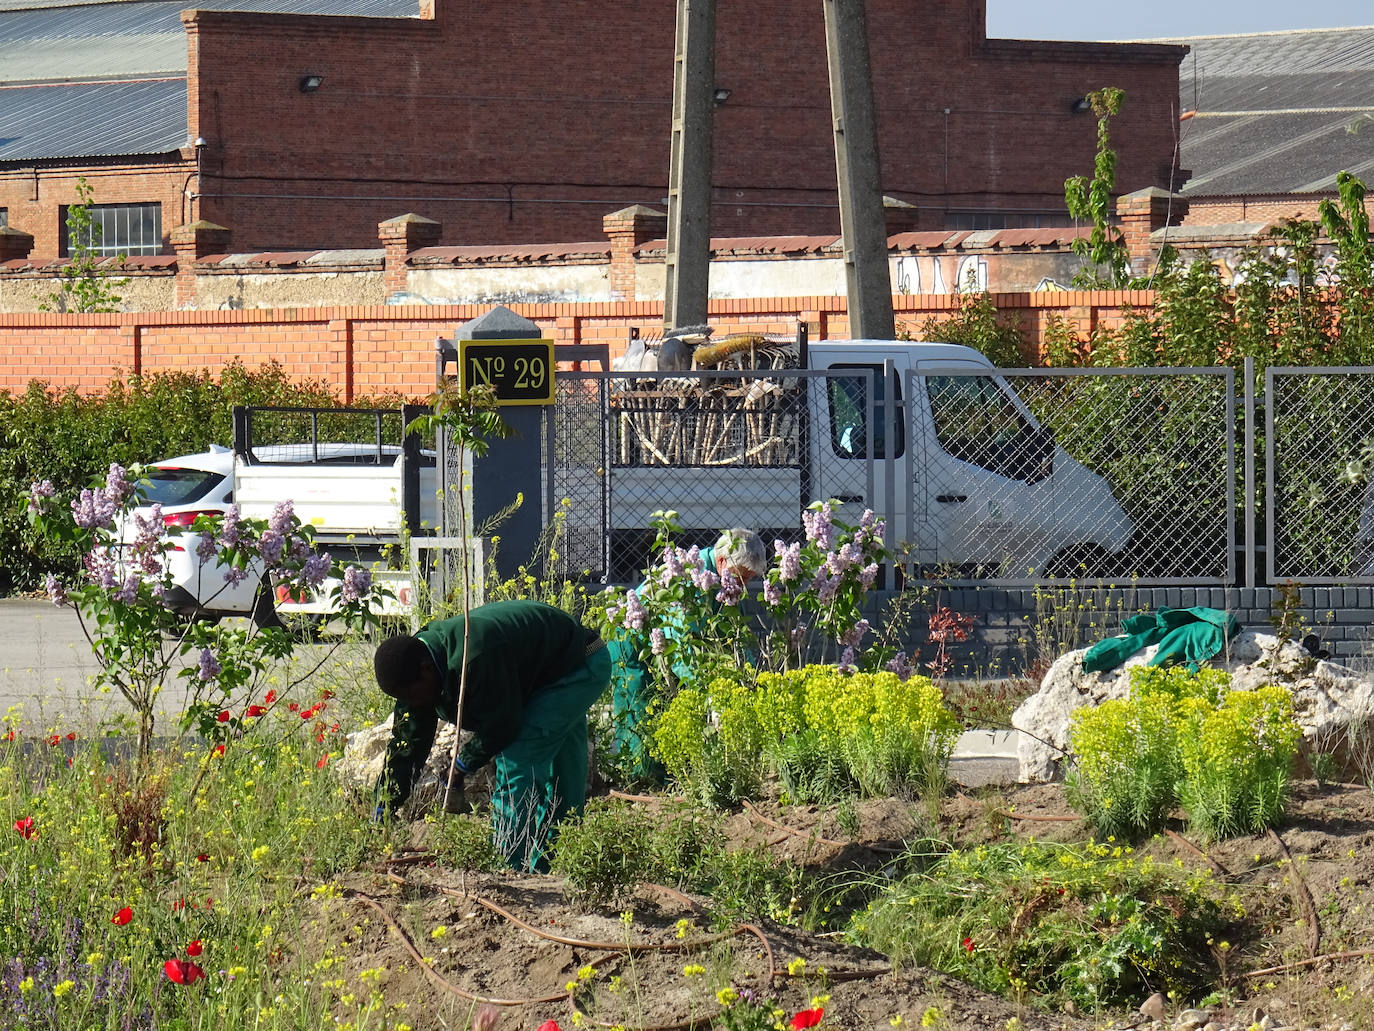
top-left (458, 338), bottom-right (556, 406)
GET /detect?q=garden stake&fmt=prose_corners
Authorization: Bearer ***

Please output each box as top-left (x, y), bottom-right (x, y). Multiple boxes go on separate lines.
top-left (1268, 826), bottom-right (1320, 958)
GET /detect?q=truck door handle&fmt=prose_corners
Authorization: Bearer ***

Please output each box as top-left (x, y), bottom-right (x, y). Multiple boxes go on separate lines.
top-left (936, 494), bottom-right (968, 503)
top-left (833, 494), bottom-right (864, 503)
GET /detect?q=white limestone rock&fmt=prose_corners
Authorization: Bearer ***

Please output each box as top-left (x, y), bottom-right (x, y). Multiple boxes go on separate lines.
top-left (1012, 630), bottom-right (1374, 783)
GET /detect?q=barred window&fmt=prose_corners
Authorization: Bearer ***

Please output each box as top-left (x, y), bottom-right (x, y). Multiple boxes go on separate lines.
top-left (943, 209), bottom-right (1073, 231)
top-left (0, 209), bottom-right (7, 227)
top-left (60, 202), bottom-right (162, 257)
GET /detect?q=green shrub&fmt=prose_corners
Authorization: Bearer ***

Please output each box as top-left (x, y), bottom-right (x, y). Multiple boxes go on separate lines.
top-left (1176, 686), bottom-right (1301, 842)
top-left (1066, 667), bottom-right (1300, 841)
top-left (849, 839), bottom-right (1236, 1013)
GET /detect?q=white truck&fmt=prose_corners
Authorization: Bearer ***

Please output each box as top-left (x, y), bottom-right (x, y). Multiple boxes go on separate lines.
top-left (599, 338), bottom-right (1131, 580)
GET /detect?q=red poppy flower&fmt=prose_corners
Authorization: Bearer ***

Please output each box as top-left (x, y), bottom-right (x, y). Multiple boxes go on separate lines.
top-left (13, 817), bottom-right (35, 839)
top-left (47, 734), bottom-right (60, 746)
top-left (66, 757), bottom-right (73, 767)
top-left (186, 940), bottom-right (203, 957)
top-left (264, 690), bottom-right (277, 704)
top-left (163, 959), bottom-right (206, 985)
top-left (211, 744), bottom-right (226, 758)
top-left (536, 1022), bottom-right (562, 1031)
top-left (1, 730), bottom-right (14, 741)
top-left (111, 906), bottom-right (133, 926)
top-left (65, 732), bottom-right (76, 741)
top-left (288, 703), bottom-right (300, 713)
top-left (204, 897), bottom-right (214, 910)
top-left (172, 898), bottom-right (187, 912)
top-left (300, 705), bottom-right (318, 720)
top-left (316, 754), bottom-right (329, 769)
top-left (244, 705), bottom-right (267, 718)
top-left (319, 689), bottom-right (334, 701)
top-left (790, 1009), bottom-right (824, 1030)
top-left (216, 710), bottom-right (230, 723)
top-left (196, 853), bottom-right (210, 863)
top-left (962, 936), bottom-right (975, 953)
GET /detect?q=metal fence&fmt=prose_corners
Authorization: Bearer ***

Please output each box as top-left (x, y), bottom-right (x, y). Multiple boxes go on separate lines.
top-left (1267, 367), bottom-right (1374, 583)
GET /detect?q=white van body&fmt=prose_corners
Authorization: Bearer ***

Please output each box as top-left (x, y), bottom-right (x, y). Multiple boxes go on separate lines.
top-left (608, 340), bottom-right (1131, 576)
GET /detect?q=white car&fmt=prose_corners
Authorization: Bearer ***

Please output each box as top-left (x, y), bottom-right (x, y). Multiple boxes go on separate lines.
top-left (121, 443), bottom-right (412, 624)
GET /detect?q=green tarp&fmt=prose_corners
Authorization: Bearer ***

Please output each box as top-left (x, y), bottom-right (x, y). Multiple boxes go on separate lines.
top-left (1083, 606), bottom-right (1241, 674)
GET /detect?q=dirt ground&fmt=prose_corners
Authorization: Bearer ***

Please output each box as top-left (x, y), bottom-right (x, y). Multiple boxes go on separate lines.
top-left (321, 781), bottom-right (1374, 1031)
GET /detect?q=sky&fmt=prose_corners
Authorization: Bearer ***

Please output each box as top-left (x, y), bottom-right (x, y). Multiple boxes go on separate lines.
top-left (985, 0), bottom-right (1373, 41)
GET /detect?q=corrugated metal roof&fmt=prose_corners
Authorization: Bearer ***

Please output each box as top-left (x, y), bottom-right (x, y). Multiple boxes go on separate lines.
top-left (1, 0), bottom-right (418, 82)
top-left (1147, 27), bottom-right (1374, 197)
top-left (0, 77), bottom-right (188, 160)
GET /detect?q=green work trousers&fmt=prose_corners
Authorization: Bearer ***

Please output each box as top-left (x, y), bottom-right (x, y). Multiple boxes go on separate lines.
top-left (491, 646), bottom-right (612, 873)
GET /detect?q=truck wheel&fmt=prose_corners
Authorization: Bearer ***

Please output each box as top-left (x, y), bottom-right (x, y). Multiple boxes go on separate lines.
top-left (1044, 544), bottom-right (1112, 580)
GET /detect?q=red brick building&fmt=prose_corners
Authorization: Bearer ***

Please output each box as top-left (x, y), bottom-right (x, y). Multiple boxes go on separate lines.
top-left (1, 0), bottom-right (1187, 260)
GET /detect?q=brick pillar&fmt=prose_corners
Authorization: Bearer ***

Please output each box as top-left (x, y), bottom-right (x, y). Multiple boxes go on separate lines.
top-left (378, 213), bottom-right (441, 300)
top-left (0, 226), bottom-right (34, 262)
top-left (1116, 187), bottom-right (1188, 278)
top-left (169, 220), bottom-right (231, 309)
top-left (603, 205), bottom-right (666, 301)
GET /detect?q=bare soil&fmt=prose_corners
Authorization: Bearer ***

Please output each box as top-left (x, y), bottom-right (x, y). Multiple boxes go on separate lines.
top-left (318, 781), bottom-right (1374, 1031)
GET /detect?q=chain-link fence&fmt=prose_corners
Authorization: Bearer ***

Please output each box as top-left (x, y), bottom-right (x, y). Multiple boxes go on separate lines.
top-left (1267, 368), bottom-right (1374, 583)
top-left (912, 367), bottom-right (1236, 584)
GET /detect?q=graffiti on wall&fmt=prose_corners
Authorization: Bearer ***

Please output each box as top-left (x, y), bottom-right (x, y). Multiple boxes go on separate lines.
top-left (894, 254), bottom-right (988, 295)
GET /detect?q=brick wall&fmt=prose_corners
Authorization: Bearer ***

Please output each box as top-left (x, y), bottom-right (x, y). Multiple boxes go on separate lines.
top-left (174, 0), bottom-right (1183, 253)
top-left (0, 290), bottom-right (1155, 399)
top-left (1183, 194), bottom-right (1374, 227)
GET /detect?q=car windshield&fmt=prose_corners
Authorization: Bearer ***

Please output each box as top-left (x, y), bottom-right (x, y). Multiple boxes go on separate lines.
top-left (143, 467), bottom-right (225, 506)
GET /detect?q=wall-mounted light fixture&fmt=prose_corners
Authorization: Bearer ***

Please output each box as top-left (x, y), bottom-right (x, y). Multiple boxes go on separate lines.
top-left (299, 74), bottom-right (324, 93)
top-left (193, 136), bottom-right (207, 148)
top-left (712, 86), bottom-right (732, 107)
top-left (1071, 96), bottom-right (1092, 114)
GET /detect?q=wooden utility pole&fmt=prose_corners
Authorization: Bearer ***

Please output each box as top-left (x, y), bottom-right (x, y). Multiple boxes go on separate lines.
top-left (663, 0), bottom-right (716, 332)
top-left (823, 0), bottom-right (894, 340)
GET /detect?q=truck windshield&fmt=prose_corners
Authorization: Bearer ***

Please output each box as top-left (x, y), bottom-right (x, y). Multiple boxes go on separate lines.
top-left (827, 365), bottom-right (905, 460)
top-left (926, 374), bottom-right (1040, 480)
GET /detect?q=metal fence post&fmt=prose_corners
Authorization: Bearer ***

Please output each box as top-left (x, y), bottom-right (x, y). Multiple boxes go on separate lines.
top-left (1244, 357), bottom-right (1255, 588)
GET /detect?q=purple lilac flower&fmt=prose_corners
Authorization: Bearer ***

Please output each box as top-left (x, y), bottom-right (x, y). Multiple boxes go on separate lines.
top-left (71, 488), bottom-right (117, 531)
top-left (763, 577), bottom-right (783, 605)
top-left (684, 545), bottom-right (701, 568)
top-left (103, 463), bottom-right (136, 505)
top-left (775, 540), bottom-right (801, 582)
top-left (288, 536), bottom-right (312, 561)
top-left (840, 618), bottom-right (870, 649)
top-left (341, 565), bottom-right (372, 603)
top-left (789, 624), bottom-right (809, 649)
top-left (838, 647), bottom-right (858, 674)
top-left (197, 648), bottom-right (221, 681)
top-left (113, 573), bottom-right (140, 604)
top-left (27, 479), bottom-right (57, 516)
top-left (224, 567), bottom-right (250, 587)
top-left (84, 547), bottom-right (118, 590)
top-left (258, 530), bottom-right (285, 565)
top-left (45, 573), bottom-right (68, 607)
top-left (650, 628), bottom-right (667, 655)
top-left (196, 534), bottom-right (219, 563)
top-left (658, 546), bottom-right (685, 587)
top-left (622, 589), bottom-right (646, 631)
top-left (605, 600), bottom-right (625, 626)
top-left (268, 500), bottom-right (295, 536)
top-left (715, 571), bottom-right (744, 606)
top-left (860, 563), bottom-right (879, 589)
top-left (217, 504), bottom-right (242, 548)
top-left (885, 651), bottom-right (914, 681)
top-left (802, 502), bottom-right (834, 550)
top-left (301, 552), bottom-right (332, 588)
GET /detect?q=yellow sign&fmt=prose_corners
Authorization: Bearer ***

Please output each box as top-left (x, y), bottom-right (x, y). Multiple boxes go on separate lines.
top-left (457, 338), bottom-right (556, 406)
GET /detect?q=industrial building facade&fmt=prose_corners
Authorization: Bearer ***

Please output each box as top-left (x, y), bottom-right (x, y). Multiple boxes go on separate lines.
top-left (1, 0), bottom-right (1187, 260)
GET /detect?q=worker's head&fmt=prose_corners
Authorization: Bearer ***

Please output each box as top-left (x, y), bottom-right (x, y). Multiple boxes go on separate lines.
top-left (713, 528), bottom-right (767, 583)
top-left (374, 634), bottom-right (440, 706)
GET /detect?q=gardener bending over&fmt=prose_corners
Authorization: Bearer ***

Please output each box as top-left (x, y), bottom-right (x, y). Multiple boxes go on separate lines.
top-left (372, 599), bottom-right (609, 872)
top-left (607, 528), bottom-right (767, 780)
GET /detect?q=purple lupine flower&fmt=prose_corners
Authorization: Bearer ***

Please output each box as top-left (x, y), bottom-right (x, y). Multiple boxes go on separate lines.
top-left (838, 647), bottom-right (858, 673)
top-left (217, 504), bottom-right (242, 548)
top-left (885, 651), bottom-right (913, 681)
top-left (197, 648), bottom-right (221, 681)
top-left (859, 563), bottom-right (879, 589)
top-left (650, 628), bottom-right (667, 655)
top-left (113, 573), bottom-right (140, 604)
top-left (258, 531), bottom-right (285, 565)
top-left (622, 588), bottom-right (646, 631)
top-left (268, 500), bottom-right (294, 536)
top-left (103, 463), bottom-right (136, 505)
top-left (301, 552), bottom-right (332, 588)
top-left (763, 577), bottom-right (783, 605)
top-left (840, 618), bottom-right (870, 649)
top-left (27, 480), bottom-right (57, 516)
top-left (45, 573), bottom-right (68, 607)
top-left (775, 540), bottom-right (801, 582)
top-left (340, 565), bottom-right (372, 603)
top-left (715, 571), bottom-right (744, 606)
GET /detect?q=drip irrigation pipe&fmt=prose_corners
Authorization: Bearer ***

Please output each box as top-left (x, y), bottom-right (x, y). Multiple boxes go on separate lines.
top-left (956, 792), bottom-right (1080, 824)
top-left (1241, 948), bottom-right (1374, 978)
top-left (1163, 829), bottom-right (1230, 879)
top-left (1268, 827), bottom-right (1319, 959)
